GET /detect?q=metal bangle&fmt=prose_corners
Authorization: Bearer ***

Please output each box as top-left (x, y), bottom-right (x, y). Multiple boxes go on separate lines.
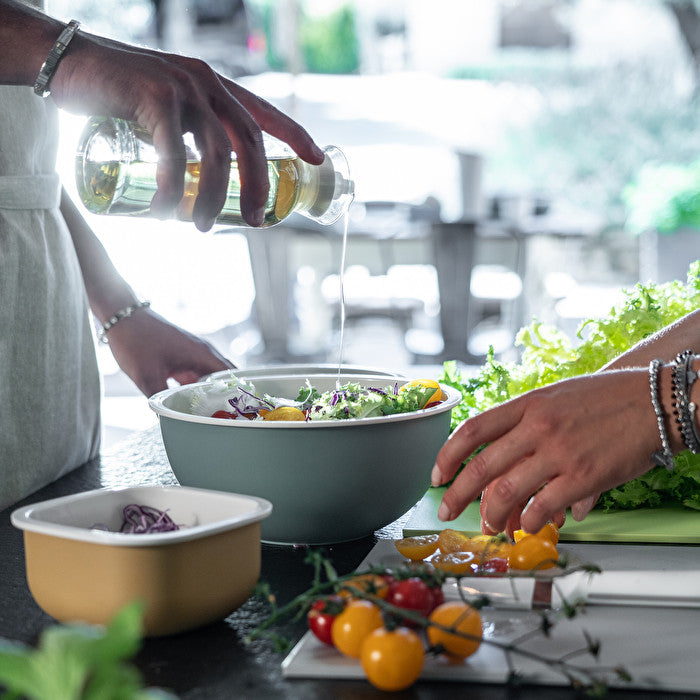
top-left (33, 19), bottom-right (81, 98)
top-left (97, 301), bottom-right (151, 344)
top-left (671, 350), bottom-right (700, 454)
top-left (649, 358), bottom-right (675, 471)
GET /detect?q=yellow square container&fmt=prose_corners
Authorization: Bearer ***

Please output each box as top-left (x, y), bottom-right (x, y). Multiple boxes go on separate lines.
top-left (11, 486), bottom-right (272, 636)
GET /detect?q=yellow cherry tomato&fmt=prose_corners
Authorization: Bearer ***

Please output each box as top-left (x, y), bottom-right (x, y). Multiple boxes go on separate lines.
top-left (508, 535), bottom-right (559, 571)
top-left (427, 601), bottom-right (482, 660)
top-left (361, 627), bottom-right (425, 692)
top-left (399, 379), bottom-right (442, 406)
top-left (261, 406), bottom-right (306, 421)
top-left (513, 522), bottom-right (560, 545)
top-left (331, 600), bottom-right (384, 658)
top-left (337, 574), bottom-right (391, 601)
top-left (394, 534), bottom-right (440, 561)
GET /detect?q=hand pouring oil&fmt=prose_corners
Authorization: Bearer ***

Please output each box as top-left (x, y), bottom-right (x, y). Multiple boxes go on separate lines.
top-left (75, 117), bottom-right (354, 228)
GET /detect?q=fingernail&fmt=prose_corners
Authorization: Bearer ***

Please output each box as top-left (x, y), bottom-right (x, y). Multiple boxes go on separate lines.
top-left (430, 464), bottom-right (442, 487)
top-left (437, 502), bottom-right (452, 521)
top-left (196, 217), bottom-right (215, 232)
top-left (150, 202), bottom-right (172, 221)
top-left (572, 495), bottom-right (596, 522)
top-left (483, 519), bottom-right (495, 534)
top-left (252, 207), bottom-right (265, 227)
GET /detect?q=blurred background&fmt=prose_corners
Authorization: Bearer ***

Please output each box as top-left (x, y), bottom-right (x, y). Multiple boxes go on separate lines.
top-left (48, 0), bottom-right (700, 442)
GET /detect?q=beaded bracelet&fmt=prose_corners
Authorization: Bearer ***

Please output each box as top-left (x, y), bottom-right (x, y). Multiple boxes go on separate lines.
top-left (97, 301), bottom-right (151, 344)
top-left (671, 350), bottom-right (700, 454)
top-left (33, 20), bottom-right (81, 98)
top-left (649, 358), bottom-right (675, 471)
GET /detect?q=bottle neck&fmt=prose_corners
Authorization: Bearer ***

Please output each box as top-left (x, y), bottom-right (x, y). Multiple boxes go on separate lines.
top-left (295, 146), bottom-right (354, 226)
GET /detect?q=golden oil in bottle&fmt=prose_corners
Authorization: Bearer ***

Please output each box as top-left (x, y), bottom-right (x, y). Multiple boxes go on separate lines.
top-left (75, 117), bottom-right (353, 228)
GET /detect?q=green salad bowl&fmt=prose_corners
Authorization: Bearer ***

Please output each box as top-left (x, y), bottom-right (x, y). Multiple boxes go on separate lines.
top-left (148, 369), bottom-right (460, 544)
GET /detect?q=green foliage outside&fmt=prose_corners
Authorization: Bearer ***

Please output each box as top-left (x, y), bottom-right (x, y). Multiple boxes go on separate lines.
top-left (299, 5), bottom-right (358, 74)
top-left (623, 159), bottom-right (700, 234)
top-left (453, 50), bottom-right (700, 230)
top-left (253, 2), bottom-right (359, 74)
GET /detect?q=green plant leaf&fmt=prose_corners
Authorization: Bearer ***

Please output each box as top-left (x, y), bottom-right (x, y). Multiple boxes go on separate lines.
top-left (0, 602), bottom-right (176, 700)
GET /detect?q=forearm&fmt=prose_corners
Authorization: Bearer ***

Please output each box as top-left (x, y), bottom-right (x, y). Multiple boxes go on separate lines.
top-left (60, 188), bottom-right (139, 324)
top-left (0, 1), bottom-right (68, 86)
top-left (604, 309), bottom-right (700, 370)
top-left (0, 2), bottom-right (126, 124)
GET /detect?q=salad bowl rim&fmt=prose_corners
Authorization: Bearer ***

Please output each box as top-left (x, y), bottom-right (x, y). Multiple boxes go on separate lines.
top-left (148, 374), bottom-right (461, 429)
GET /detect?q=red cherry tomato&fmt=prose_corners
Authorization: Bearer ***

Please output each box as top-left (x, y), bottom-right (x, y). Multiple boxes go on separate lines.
top-left (479, 557), bottom-right (508, 575)
top-left (307, 595), bottom-right (344, 646)
top-left (386, 578), bottom-right (437, 625)
top-left (430, 585), bottom-right (445, 609)
top-left (211, 410), bottom-right (237, 419)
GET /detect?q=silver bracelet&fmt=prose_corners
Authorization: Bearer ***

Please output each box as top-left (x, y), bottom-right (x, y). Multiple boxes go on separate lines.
top-left (671, 350), bottom-right (700, 454)
top-left (33, 19), bottom-right (81, 98)
top-left (649, 358), bottom-right (675, 471)
top-left (97, 301), bottom-right (151, 344)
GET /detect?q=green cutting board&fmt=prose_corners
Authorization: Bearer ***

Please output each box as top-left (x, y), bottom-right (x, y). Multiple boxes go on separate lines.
top-left (404, 487), bottom-right (700, 544)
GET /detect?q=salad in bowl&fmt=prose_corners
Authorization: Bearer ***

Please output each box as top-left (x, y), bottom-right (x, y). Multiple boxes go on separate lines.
top-left (188, 375), bottom-right (443, 422)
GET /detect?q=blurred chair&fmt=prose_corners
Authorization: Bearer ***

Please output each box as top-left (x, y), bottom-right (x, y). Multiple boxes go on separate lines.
top-left (430, 217), bottom-right (526, 365)
top-left (240, 198), bottom-right (440, 363)
top-left (466, 263), bottom-right (523, 358)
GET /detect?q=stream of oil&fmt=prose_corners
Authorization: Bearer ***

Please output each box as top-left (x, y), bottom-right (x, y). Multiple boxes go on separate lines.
top-left (336, 210), bottom-right (349, 388)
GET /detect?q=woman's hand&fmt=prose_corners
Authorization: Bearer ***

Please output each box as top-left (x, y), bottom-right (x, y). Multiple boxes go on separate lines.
top-left (50, 30), bottom-right (324, 230)
top-left (105, 307), bottom-right (234, 397)
top-left (431, 369), bottom-right (666, 535)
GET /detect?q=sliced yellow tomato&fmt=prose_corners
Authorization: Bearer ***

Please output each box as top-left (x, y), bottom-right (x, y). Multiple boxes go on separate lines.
top-left (399, 379), bottom-right (442, 406)
top-left (394, 534), bottom-right (440, 561)
top-left (436, 528), bottom-right (472, 554)
top-left (261, 406), bottom-right (306, 421)
top-left (463, 534), bottom-right (512, 561)
top-left (431, 551), bottom-right (476, 575)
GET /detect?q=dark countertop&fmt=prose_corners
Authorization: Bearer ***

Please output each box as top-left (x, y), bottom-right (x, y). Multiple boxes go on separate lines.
top-left (2, 427), bottom-right (698, 700)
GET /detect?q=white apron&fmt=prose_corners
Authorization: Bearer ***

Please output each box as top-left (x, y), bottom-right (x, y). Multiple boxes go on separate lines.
top-left (0, 86), bottom-right (101, 509)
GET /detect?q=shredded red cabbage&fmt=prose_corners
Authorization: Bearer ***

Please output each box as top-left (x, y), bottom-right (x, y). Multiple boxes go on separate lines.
top-left (118, 504), bottom-right (180, 534)
top-left (226, 399), bottom-right (249, 418)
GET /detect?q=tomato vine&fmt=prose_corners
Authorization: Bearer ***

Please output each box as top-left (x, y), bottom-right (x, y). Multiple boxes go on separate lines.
top-left (246, 548), bottom-right (629, 695)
